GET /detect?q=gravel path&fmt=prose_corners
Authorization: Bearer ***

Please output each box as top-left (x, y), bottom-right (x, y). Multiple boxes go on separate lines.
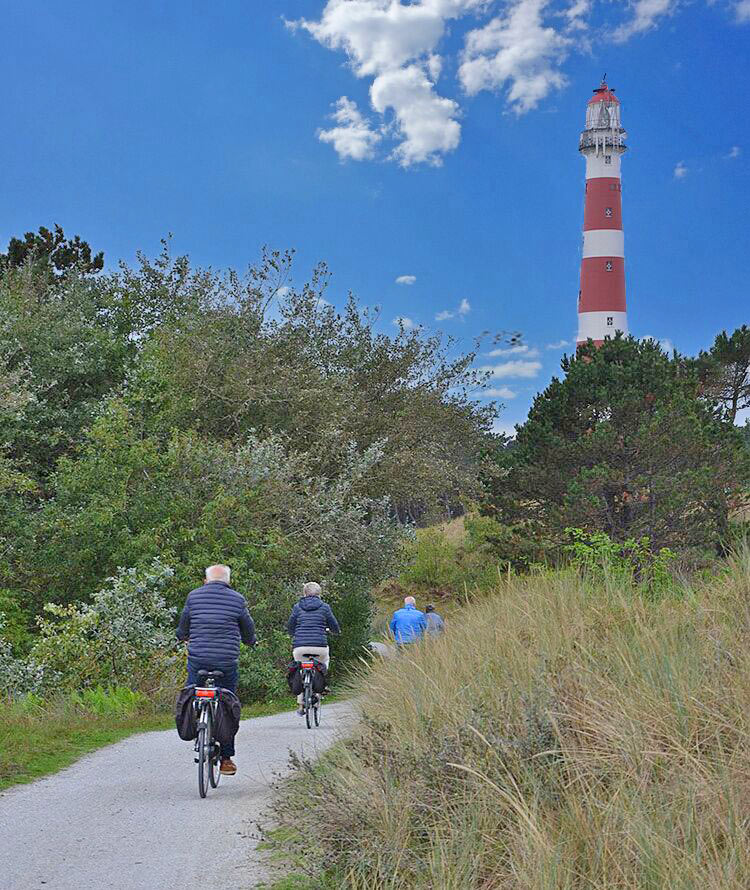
top-left (0, 701), bottom-right (355, 890)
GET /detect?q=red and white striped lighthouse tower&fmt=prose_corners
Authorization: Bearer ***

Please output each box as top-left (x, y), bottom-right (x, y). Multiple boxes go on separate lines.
top-left (577, 78), bottom-right (628, 347)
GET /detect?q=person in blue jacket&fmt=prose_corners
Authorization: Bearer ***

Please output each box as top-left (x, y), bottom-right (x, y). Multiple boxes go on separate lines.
top-left (389, 596), bottom-right (427, 645)
top-left (176, 564), bottom-right (256, 776)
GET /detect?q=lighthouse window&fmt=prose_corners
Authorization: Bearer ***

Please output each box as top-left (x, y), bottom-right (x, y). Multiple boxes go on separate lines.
top-left (605, 207), bottom-right (613, 217)
top-left (607, 317), bottom-right (614, 326)
top-left (605, 261), bottom-right (613, 271)
top-left (604, 155), bottom-right (612, 165)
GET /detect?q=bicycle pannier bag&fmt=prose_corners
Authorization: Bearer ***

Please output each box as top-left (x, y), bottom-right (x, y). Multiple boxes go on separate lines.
top-left (286, 661), bottom-right (304, 696)
top-left (312, 659), bottom-right (327, 694)
top-left (175, 684), bottom-right (198, 741)
top-left (214, 688), bottom-right (242, 747)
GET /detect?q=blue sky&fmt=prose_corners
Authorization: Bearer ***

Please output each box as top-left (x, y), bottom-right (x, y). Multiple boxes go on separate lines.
top-left (2, 1), bottom-right (748, 433)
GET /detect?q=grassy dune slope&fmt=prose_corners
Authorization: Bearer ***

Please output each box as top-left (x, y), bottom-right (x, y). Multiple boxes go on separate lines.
top-left (275, 547), bottom-right (750, 889)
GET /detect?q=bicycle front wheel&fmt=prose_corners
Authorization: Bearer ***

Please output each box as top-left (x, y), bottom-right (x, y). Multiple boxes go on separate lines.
top-left (313, 693), bottom-right (321, 727)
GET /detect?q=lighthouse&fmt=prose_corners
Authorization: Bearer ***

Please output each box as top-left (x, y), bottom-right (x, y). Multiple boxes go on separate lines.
top-left (577, 78), bottom-right (628, 347)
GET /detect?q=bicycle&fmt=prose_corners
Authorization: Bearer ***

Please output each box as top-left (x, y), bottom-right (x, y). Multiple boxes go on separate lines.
top-left (299, 658), bottom-right (323, 729)
top-left (194, 669), bottom-right (223, 798)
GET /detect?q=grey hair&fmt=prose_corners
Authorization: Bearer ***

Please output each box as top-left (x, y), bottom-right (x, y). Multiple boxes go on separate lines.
top-left (303, 581), bottom-right (322, 597)
top-left (206, 564), bottom-right (231, 583)
top-left (404, 595), bottom-right (416, 606)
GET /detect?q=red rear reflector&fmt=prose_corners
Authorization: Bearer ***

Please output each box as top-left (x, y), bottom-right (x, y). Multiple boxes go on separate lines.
top-left (301, 663), bottom-right (314, 669)
top-left (196, 688), bottom-right (216, 698)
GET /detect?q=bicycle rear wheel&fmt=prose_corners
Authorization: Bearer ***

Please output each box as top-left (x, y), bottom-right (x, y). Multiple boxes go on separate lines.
top-left (208, 708), bottom-right (221, 789)
top-left (304, 681), bottom-right (313, 729)
top-left (313, 693), bottom-right (321, 727)
top-left (197, 718), bottom-right (210, 799)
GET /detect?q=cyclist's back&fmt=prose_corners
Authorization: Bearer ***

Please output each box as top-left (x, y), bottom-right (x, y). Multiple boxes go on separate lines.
top-left (389, 596), bottom-right (427, 645)
top-left (288, 581), bottom-right (340, 715)
top-left (180, 580), bottom-right (254, 665)
top-left (177, 564), bottom-right (256, 774)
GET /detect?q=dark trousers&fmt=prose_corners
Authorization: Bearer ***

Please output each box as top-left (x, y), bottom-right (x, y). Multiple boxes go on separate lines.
top-left (187, 659), bottom-right (239, 758)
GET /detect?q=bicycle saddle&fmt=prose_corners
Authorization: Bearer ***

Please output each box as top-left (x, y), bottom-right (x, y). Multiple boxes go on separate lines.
top-left (197, 669), bottom-right (224, 680)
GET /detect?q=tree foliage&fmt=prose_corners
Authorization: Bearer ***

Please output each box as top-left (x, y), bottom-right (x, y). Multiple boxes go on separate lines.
top-left (490, 336), bottom-right (749, 554)
top-left (0, 237), bottom-right (496, 699)
top-left (697, 325), bottom-right (750, 424)
top-left (0, 225), bottom-right (103, 279)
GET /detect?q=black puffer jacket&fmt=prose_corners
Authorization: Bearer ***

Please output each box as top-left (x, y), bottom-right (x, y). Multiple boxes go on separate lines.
top-left (176, 581), bottom-right (256, 665)
top-left (287, 596), bottom-right (340, 648)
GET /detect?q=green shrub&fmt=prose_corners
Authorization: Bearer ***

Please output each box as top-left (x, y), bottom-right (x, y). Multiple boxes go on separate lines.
top-left (398, 528), bottom-right (461, 591)
top-left (565, 527), bottom-right (677, 597)
top-left (0, 614), bottom-right (59, 697)
top-left (21, 560), bottom-right (178, 696)
top-left (72, 686), bottom-right (146, 717)
top-left (0, 590), bottom-right (32, 652)
top-left (465, 514), bottom-right (554, 571)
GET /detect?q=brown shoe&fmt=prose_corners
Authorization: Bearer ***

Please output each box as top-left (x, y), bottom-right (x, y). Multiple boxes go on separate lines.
top-left (220, 758), bottom-right (237, 776)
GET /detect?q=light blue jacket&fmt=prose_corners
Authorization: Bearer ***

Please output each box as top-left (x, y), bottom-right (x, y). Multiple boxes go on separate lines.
top-left (389, 604), bottom-right (427, 644)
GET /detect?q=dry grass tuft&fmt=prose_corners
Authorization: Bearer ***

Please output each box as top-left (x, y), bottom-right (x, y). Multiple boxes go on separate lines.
top-left (275, 545), bottom-right (750, 888)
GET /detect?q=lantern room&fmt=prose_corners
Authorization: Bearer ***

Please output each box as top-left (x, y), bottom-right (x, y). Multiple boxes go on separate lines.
top-left (580, 79), bottom-right (627, 155)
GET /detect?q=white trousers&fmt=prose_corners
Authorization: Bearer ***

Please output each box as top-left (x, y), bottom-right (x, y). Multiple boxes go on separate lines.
top-left (292, 646), bottom-right (329, 704)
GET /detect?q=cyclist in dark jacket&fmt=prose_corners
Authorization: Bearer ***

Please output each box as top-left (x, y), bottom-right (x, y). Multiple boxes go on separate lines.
top-left (288, 582), bottom-right (340, 715)
top-left (176, 564), bottom-right (256, 775)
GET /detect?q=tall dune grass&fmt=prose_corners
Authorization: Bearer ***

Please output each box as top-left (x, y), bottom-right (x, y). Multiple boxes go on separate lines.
top-left (275, 545), bottom-right (750, 888)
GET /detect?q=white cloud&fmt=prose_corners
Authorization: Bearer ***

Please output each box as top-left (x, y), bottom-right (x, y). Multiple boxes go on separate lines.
top-left (673, 161), bottom-right (688, 179)
top-left (371, 64), bottom-right (461, 165)
top-left (297, 0), bottom-right (479, 78)
top-left (563, 0), bottom-right (591, 29)
top-left (480, 360), bottom-right (542, 379)
top-left (296, 0), bottom-right (482, 166)
top-left (392, 315), bottom-right (417, 329)
top-left (276, 285), bottom-right (291, 298)
top-left (612, 0), bottom-right (678, 43)
top-left (487, 344), bottom-right (540, 357)
top-left (484, 386), bottom-right (518, 398)
top-left (735, 0), bottom-right (750, 22)
top-left (459, 0), bottom-right (572, 114)
top-left (435, 296), bottom-right (472, 322)
top-left (395, 274), bottom-right (417, 285)
top-left (318, 96), bottom-right (382, 161)
top-left (295, 0), bottom-right (705, 162)
top-left (725, 145), bottom-right (742, 159)
top-left (546, 339), bottom-right (571, 349)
